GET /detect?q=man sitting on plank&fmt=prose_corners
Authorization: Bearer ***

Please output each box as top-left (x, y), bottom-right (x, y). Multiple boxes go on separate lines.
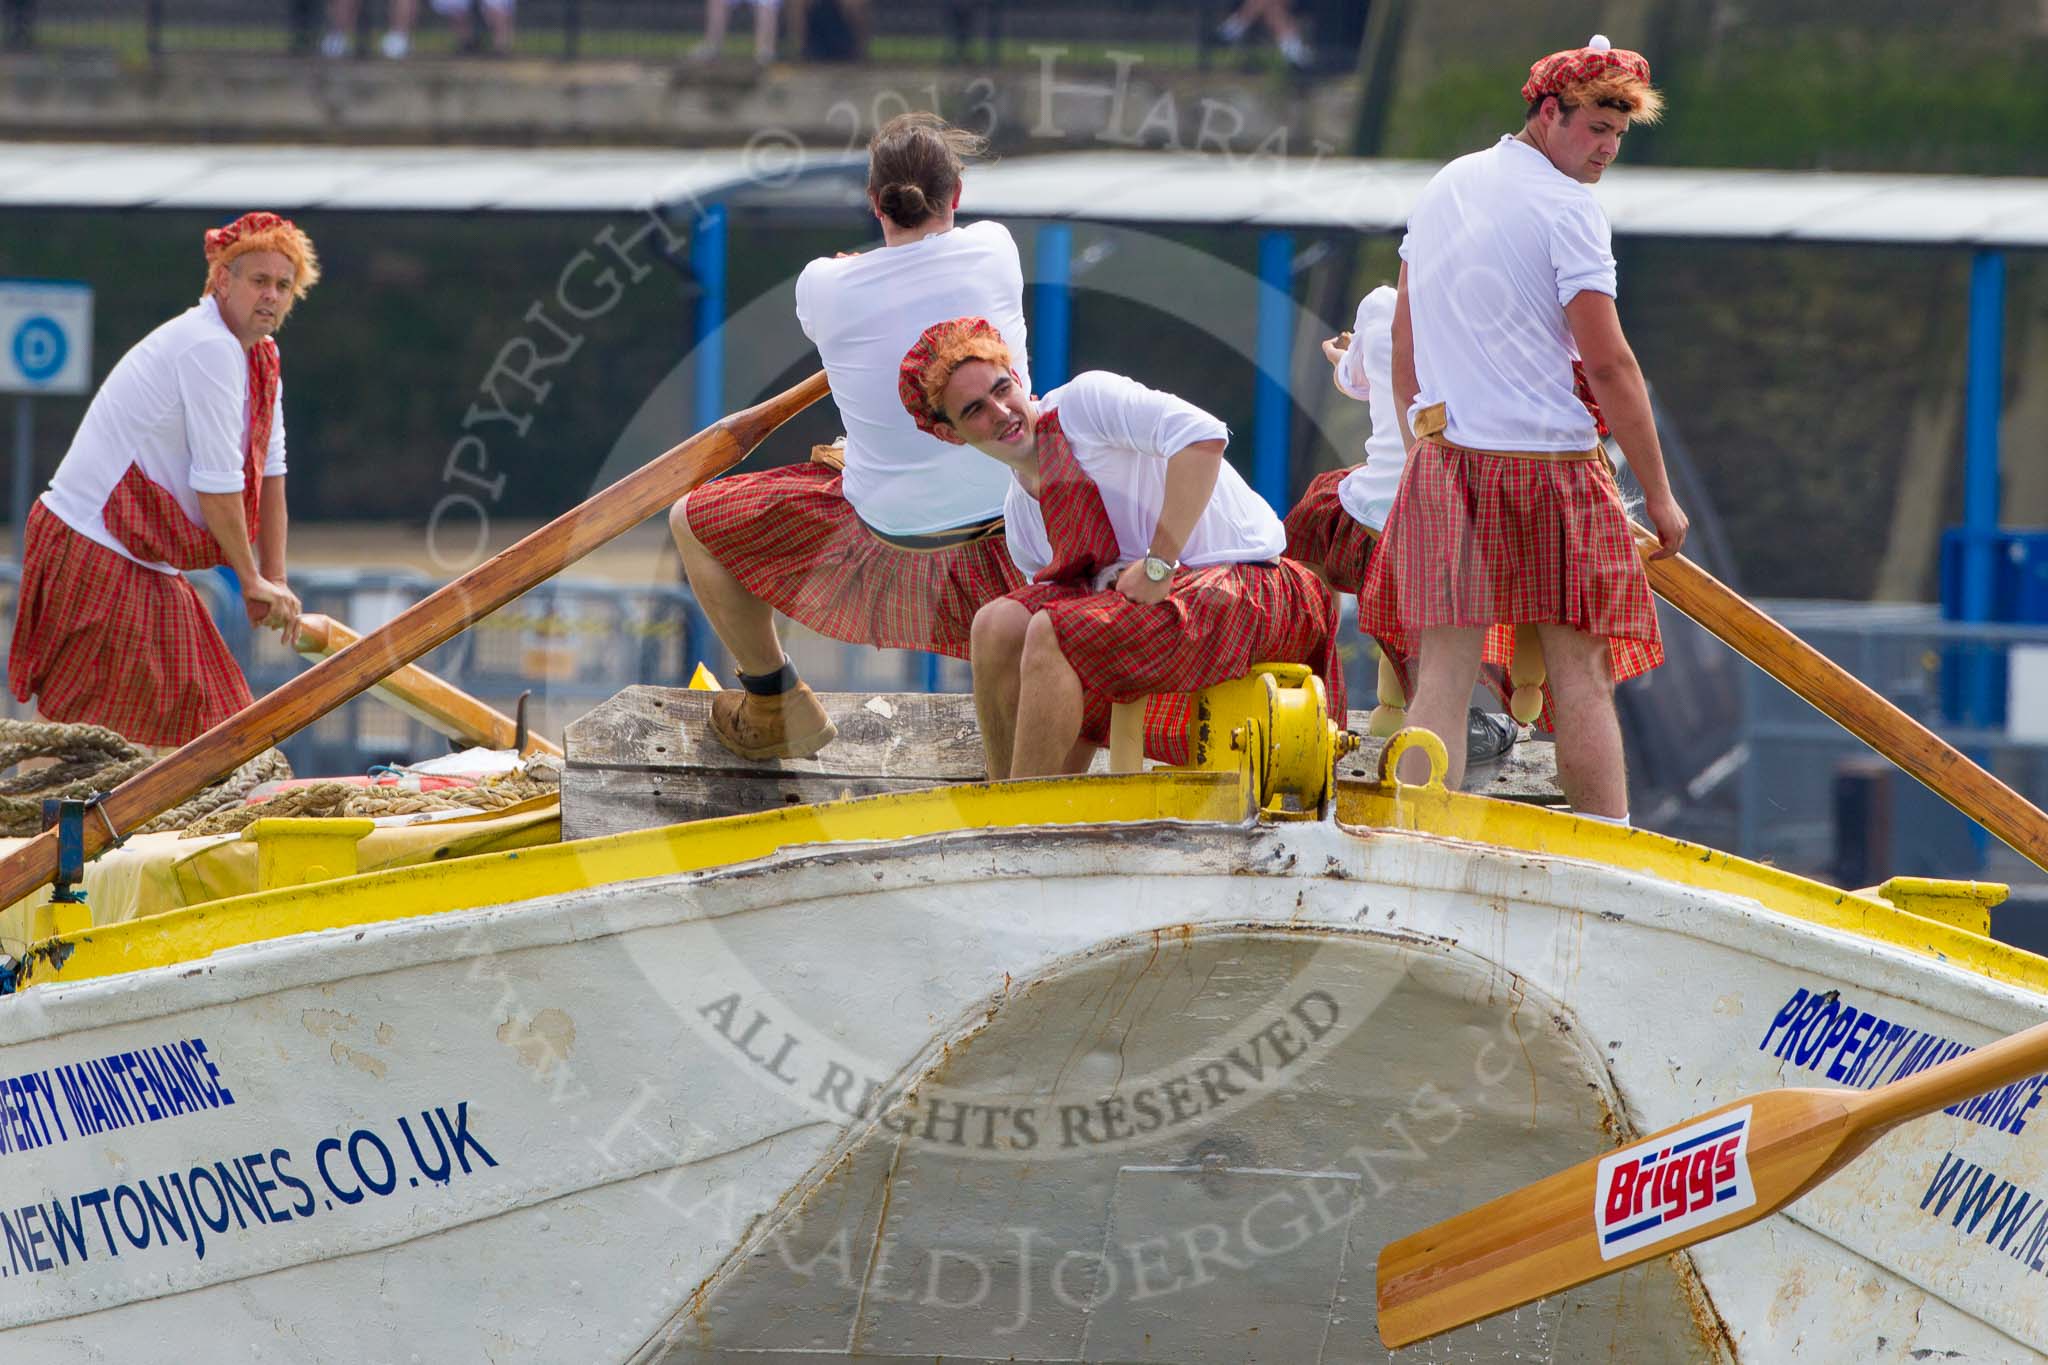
top-left (899, 316), bottom-right (1342, 779)
top-left (8, 211), bottom-right (313, 747)
top-left (1357, 34), bottom-right (1686, 822)
top-left (670, 112), bottom-right (1031, 760)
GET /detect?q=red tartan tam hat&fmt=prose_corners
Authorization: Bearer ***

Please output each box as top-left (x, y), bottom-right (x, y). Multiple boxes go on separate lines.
top-left (1522, 34), bottom-right (1661, 120)
top-left (899, 316), bottom-right (1016, 441)
top-left (203, 211), bottom-right (322, 298)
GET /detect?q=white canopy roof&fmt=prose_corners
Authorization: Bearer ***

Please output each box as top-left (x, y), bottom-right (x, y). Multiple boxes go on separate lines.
top-left (2, 142), bottom-right (2043, 247)
top-left (0, 144), bottom-right (861, 214)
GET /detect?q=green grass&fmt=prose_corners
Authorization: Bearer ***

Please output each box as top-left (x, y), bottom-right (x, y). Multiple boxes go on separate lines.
top-left (1652, 33), bottom-right (2048, 175)
top-left (1383, 31), bottom-right (2048, 176)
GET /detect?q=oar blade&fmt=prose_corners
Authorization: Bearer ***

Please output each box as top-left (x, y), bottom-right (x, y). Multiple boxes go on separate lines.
top-left (1375, 1091), bottom-right (1854, 1348)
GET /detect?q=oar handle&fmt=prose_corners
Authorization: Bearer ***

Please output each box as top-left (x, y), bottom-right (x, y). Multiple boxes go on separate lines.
top-left (1856, 1016), bottom-right (2048, 1132)
top-left (293, 615), bottom-right (338, 654)
top-left (1629, 522), bottom-right (2048, 874)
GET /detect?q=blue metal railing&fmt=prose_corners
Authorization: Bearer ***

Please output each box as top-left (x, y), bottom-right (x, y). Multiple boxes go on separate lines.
top-left (1736, 599), bottom-right (2048, 887)
top-left (3, 560), bottom-right (1390, 776)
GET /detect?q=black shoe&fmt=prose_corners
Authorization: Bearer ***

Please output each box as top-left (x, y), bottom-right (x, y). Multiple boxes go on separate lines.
top-left (1467, 708), bottom-right (1519, 765)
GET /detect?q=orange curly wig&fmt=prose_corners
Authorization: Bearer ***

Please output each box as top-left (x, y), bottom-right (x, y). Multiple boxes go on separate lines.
top-left (201, 211), bottom-right (322, 300)
top-left (899, 316), bottom-right (1017, 441)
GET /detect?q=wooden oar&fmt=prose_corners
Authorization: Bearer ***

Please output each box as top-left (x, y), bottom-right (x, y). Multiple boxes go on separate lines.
top-left (292, 614), bottom-right (563, 758)
top-left (1633, 526), bottom-right (2048, 874)
top-left (1377, 1012), bottom-right (2048, 1347)
top-left (0, 371), bottom-right (828, 913)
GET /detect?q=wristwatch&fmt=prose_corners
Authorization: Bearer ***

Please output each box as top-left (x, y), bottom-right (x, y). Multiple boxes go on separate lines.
top-left (1142, 555), bottom-right (1176, 583)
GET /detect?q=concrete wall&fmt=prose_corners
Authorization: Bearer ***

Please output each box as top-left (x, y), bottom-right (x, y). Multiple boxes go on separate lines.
top-left (0, 51), bottom-right (1357, 153)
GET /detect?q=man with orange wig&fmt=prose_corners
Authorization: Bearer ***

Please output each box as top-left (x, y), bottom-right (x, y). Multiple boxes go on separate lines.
top-left (8, 211), bottom-right (316, 746)
top-left (1358, 35), bottom-right (1687, 824)
top-left (900, 316), bottom-right (1341, 779)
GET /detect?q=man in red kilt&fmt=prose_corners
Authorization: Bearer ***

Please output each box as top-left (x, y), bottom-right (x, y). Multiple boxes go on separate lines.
top-left (8, 212), bottom-right (314, 748)
top-left (670, 112), bottom-right (1030, 760)
top-left (1357, 34), bottom-right (1688, 822)
top-left (1285, 284), bottom-right (1640, 746)
top-left (899, 317), bottom-right (1342, 779)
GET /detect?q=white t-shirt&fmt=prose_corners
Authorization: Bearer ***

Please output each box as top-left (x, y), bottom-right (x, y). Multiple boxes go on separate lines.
top-left (794, 219), bottom-right (1029, 536)
top-left (1398, 135), bottom-right (1617, 452)
top-left (42, 296), bottom-right (286, 575)
top-left (1333, 285), bottom-right (1406, 532)
top-left (1001, 371), bottom-right (1285, 580)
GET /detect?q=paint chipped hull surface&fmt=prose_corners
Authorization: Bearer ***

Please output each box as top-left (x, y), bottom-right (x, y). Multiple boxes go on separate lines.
top-left (0, 820), bottom-right (2042, 1363)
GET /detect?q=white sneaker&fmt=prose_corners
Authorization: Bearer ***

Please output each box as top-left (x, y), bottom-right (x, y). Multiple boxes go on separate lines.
top-left (380, 29), bottom-right (409, 58)
top-left (1279, 34), bottom-right (1312, 69)
top-left (319, 29), bottom-right (348, 57)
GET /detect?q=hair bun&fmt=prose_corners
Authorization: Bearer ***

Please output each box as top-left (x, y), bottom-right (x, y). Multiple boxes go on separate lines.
top-left (882, 182), bottom-right (930, 217)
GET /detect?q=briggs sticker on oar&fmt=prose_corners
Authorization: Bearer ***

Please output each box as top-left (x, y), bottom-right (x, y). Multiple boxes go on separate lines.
top-left (1595, 1104), bottom-right (1757, 1259)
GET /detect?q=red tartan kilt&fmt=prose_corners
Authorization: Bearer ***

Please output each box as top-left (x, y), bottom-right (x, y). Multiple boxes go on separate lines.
top-left (683, 463), bottom-right (1024, 659)
top-left (1358, 440), bottom-right (1663, 680)
top-left (102, 463), bottom-right (242, 570)
top-left (1010, 558), bottom-right (1342, 765)
top-left (1282, 468), bottom-right (1376, 595)
top-left (7, 502), bottom-right (252, 746)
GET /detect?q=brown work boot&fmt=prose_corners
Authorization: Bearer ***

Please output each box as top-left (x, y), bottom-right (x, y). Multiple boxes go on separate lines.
top-left (708, 683), bottom-right (837, 760)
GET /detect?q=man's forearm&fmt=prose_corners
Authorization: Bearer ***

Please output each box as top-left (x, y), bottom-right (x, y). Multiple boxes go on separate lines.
top-left (1583, 354), bottom-right (1675, 503)
top-left (1148, 440), bottom-right (1225, 563)
top-left (257, 475), bottom-right (288, 580)
top-left (195, 491), bottom-right (262, 581)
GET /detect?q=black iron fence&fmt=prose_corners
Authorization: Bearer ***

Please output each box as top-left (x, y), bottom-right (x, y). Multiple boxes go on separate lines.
top-left (13, 0), bottom-right (1287, 68)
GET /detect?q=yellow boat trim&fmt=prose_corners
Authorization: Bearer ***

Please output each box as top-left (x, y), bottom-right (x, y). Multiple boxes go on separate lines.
top-left (22, 751), bottom-right (2045, 1000)
top-left (1338, 780), bottom-right (2048, 996)
top-left (23, 771), bottom-right (1246, 988)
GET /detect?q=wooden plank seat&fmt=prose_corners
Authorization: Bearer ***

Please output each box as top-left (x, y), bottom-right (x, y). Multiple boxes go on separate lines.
top-left (563, 683), bottom-right (1560, 838)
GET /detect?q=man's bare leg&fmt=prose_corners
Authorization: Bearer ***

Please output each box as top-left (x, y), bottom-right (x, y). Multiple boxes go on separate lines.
top-left (669, 494), bottom-right (786, 676)
top-left (693, 0), bottom-right (730, 56)
top-left (482, 2), bottom-right (513, 50)
top-left (670, 493), bottom-right (834, 758)
top-left (969, 598), bottom-right (1030, 779)
top-left (1399, 626), bottom-right (1486, 788)
top-left (1010, 612), bottom-right (1086, 778)
top-left (1536, 623), bottom-right (1627, 818)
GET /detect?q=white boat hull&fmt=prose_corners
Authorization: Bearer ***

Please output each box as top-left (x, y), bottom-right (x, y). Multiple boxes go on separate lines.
top-left (3, 820), bottom-right (2043, 1361)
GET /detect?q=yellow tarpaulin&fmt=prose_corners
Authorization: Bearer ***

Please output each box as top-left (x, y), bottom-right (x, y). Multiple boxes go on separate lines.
top-left (0, 796), bottom-right (559, 962)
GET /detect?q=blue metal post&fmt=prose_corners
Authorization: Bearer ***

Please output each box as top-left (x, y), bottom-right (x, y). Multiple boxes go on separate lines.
top-left (1253, 230), bottom-right (1295, 510)
top-left (1959, 249), bottom-right (2007, 738)
top-left (1961, 249), bottom-right (2006, 624)
top-left (12, 396), bottom-right (31, 573)
top-left (691, 203), bottom-right (728, 432)
top-left (1033, 222), bottom-right (1073, 389)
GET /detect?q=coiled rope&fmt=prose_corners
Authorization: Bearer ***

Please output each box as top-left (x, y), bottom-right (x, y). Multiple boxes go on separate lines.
top-left (0, 719), bottom-right (293, 838)
top-left (178, 769), bottom-right (556, 838)
top-left (2, 719), bottom-right (556, 842)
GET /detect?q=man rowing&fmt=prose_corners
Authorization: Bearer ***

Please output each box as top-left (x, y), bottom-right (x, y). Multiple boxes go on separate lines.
top-left (1285, 283), bottom-right (1615, 754)
top-left (1358, 34), bottom-right (1686, 823)
top-left (8, 212), bottom-right (314, 747)
top-left (670, 112), bottom-right (1031, 760)
top-left (899, 317), bottom-right (1341, 779)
